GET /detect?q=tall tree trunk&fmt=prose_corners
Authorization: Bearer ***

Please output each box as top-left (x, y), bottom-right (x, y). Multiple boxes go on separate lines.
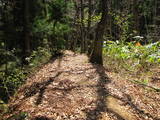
top-left (70, 1), bottom-right (79, 51)
top-left (73, 4), bottom-right (80, 51)
top-left (43, 0), bottom-right (48, 17)
top-left (23, 0), bottom-right (31, 64)
top-left (80, 0), bottom-right (85, 53)
top-left (87, 0), bottom-right (92, 54)
top-left (90, 0), bottom-right (108, 65)
top-left (133, 0), bottom-right (139, 34)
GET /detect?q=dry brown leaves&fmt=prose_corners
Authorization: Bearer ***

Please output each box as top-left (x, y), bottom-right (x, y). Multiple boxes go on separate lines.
top-left (4, 51), bottom-right (160, 120)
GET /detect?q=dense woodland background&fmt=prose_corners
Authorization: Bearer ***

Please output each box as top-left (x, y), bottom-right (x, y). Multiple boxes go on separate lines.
top-left (0, 0), bottom-right (160, 111)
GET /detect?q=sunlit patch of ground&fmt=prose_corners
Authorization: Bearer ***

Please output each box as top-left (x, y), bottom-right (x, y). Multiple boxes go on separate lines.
top-left (3, 51), bottom-right (160, 120)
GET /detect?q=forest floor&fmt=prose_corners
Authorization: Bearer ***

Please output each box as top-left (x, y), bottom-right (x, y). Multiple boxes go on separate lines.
top-left (4, 51), bottom-right (160, 120)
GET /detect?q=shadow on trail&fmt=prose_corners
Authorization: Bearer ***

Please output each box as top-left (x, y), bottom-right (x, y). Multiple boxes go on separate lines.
top-left (85, 64), bottom-right (159, 120)
top-left (23, 56), bottom-right (63, 105)
top-left (85, 64), bottom-right (125, 120)
top-left (32, 116), bottom-right (51, 120)
top-left (34, 72), bottom-right (62, 105)
top-left (35, 56), bottom-right (63, 105)
top-left (116, 94), bottom-right (160, 120)
top-left (10, 52), bottom-right (158, 120)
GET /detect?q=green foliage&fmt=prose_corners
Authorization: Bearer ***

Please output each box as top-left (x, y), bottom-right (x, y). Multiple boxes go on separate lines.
top-left (32, 0), bottom-right (72, 52)
top-left (48, 0), bottom-right (68, 22)
top-left (0, 46), bottom-right (52, 102)
top-left (26, 47), bottom-right (52, 67)
top-left (111, 12), bottom-right (135, 42)
top-left (0, 48), bottom-right (25, 101)
top-left (138, 0), bottom-right (155, 18)
top-left (77, 14), bottom-right (102, 26)
top-left (0, 99), bottom-right (8, 114)
top-left (32, 18), bottom-right (53, 36)
top-left (0, 67), bottom-right (26, 101)
top-left (4, 69), bottom-right (26, 89)
top-left (103, 41), bottom-right (160, 73)
top-left (0, 0), bottom-right (72, 103)
top-left (6, 112), bottom-right (28, 120)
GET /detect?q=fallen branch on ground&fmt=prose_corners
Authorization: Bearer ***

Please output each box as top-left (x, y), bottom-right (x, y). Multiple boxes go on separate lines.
top-left (131, 80), bottom-right (160, 92)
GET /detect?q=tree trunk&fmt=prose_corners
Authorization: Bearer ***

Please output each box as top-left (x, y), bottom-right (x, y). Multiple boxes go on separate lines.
top-left (90, 0), bottom-right (108, 65)
top-left (69, 1), bottom-right (79, 51)
top-left (133, 0), bottom-right (139, 34)
top-left (23, 0), bottom-right (31, 64)
top-left (80, 0), bottom-right (85, 53)
top-left (87, 0), bottom-right (92, 54)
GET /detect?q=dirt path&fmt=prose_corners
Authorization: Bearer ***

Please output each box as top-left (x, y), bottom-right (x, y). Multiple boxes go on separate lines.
top-left (5, 51), bottom-right (160, 120)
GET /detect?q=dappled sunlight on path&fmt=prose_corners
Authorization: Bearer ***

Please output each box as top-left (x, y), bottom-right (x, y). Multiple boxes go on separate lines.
top-left (5, 51), bottom-right (159, 120)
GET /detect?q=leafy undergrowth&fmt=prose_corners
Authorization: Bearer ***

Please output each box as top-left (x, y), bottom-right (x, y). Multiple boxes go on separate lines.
top-left (103, 41), bottom-right (160, 72)
top-left (1, 51), bottom-right (160, 120)
top-left (103, 41), bottom-right (160, 90)
top-left (0, 47), bottom-right (52, 105)
top-left (103, 41), bottom-right (160, 119)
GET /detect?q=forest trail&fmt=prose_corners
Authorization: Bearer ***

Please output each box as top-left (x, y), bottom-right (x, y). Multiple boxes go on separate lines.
top-left (5, 51), bottom-right (160, 120)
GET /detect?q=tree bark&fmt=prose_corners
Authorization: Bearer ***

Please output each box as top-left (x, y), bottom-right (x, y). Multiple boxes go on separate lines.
top-left (90, 0), bottom-right (108, 65)
top-left (23, 0), bottom-right (31, 64)
top-left (80, 0), bottom-right (85, 53)
top-left (87, 0), bottom-right (92, 54)
top-left (133, 0), bottom-right (140, 34)
top-left (70, 1), bottom-right (79, 51)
